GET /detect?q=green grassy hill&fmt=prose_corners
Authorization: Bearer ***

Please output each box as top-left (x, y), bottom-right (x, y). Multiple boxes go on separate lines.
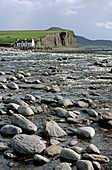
top-left (0, 30), bottom-right (64, 45)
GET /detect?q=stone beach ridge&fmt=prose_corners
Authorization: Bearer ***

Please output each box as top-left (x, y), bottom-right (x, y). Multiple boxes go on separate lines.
top-left (0, 47), bottom-right (112, 169)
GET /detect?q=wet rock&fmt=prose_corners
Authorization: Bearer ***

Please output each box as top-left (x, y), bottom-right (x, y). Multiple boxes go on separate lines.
top-left (55, 107), bottom-right (67, 117)
top-left (69, 126), bottom-right (95, 138)
top-left (0, 124), bottom-right (22, 135)
top-left (0, 77), bottom-right (7, 83)
top-left (3, 97), bottom-right (28, 106)
top-left (54, 95), bottom-right (63, 101)
top-left (77, 101), bottom-right (89, 108)
top-left (70, 146), bottom-right (84, 154)
top-left (24, 94), bottom-right (36, 101)
top-left (51, 85), bottom-right (60, 93)
top-left (4, 149), bottom-right (17, 158)
top-left (7, 76), bottom-right (17, 81)
top-left (0, 83), bottom-right (8, 89)
top-left (31, 84), bottom-right (44, 89)
top-left (11, 134), bottom-right (46, 154)
top-left (45, 145), bottom-right (63, 156)
top-left (92, 161), bottom-right (102, 170)
top-left (18, 106), bottom-right (34, 116)
top-left (59, 99), bottom-right (73, 107)
top-left (54, 163), bottom-right (72, 170)
top-left (34, 154), bottom-right (50, 163)
top-left (69, 139), bottom-right (78, 146)
top-left (67, 117), bottom-right (78, 124)
top-left (25, 72), bottom-right (31, 77)
top-left (76, 160), bottom-right (94, 170)
top-left (11, 114), bottom-right (37, 132)
top-left (7, 103), bottom-right (20, 111)
top-left (102, 112), bottom-right (112, 120)
top-left (0, 71), bottom-right (5, 75)
top-left (60, 148), bottom-right (81, 161)
top-left (50, 138), bottom-right (60, 145)
top-left (45, 120), bottom-right (67, 137)
top-left (86, 144), bottom-right (100, 154)
top-left (0, 142), bottom-right (9, 151)
top-left (83, 153), bottom-right (110, 163)
top-left (7, 82), bottom-right (19, 89)
top-left (87, 109), bottom-right (98, 117)
top-left (66, 111), bottom-right (77, 119)
top-left (16, 73), bottom-right (24, 79)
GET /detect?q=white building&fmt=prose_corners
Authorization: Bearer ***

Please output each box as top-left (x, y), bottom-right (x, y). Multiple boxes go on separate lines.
top-left (17, 39), bottom-right (35, 47)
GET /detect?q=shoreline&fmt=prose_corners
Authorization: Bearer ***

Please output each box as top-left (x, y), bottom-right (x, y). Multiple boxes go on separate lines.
top-left (0, 46), bottom-right (112, 54)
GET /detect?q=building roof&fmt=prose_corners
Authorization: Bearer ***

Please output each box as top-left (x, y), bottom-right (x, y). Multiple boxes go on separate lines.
top-left (17, 39), bottom-right (33, 43)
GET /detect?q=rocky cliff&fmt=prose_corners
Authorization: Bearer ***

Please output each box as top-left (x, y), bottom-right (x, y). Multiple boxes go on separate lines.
top-left (37, 31), bottom-right (77, 48)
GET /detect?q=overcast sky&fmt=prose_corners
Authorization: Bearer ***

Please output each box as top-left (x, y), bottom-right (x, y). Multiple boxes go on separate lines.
top-left (0, 0), bottom-right (112, 40)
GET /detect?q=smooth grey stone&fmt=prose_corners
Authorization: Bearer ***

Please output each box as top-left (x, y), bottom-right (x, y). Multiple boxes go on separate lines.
top-left (69, 139), bottom-right (78, 146)
top-left (11, 114), bottom-right (37, 132)
top-left (0, 77), bottom-right (7, 83)
top-left (76, 160), bottom-right (94, 170)
top-left (7, 82), bottom-right (19, 89)
top-left (77, 101), bottom-right (89, 108)
top-left (54, 163), bottom-right (72, 170)
top-left (0, 124), bottom-right (22, 135)
top-left (50, 138), bottom-right (60, 145)
top-left (7, 76), bottom-right (17, 81)
top-left (87, 109), bottom-right (98, 117)
top-left (25, 72), bottom-right (31, 77)
top-left (0, 142), bottom-right (9, 151)
top-left (34, 154), bottom-right (50, 163)
top-left (102, 112), bottom-right (112, 120)
top-left (60, 148), bottom-right (81, 161)
top-left (92, 161), bottom-right (102, 170)
top-left (66, 111), bottom-right (77, 119)
top-left (0, 71), bottom-right (5, 75)
top-left (55, 107), bottom-right (67, 117)
top-left (45, 120), bottom-right (67, 137)
top-left (69, 126), bottom-right (95, 139)
top-left (11, 134), bottom-right (46, 154)
top-left (16, 73), bottom-right (24, 79)
top-left (7, 103), bottom-right (20, 111)
top-left (59, 99), bottom-right (73, 107)
top-left (45, 145), bottom-right (63, 156)
top-left (54, 95), bottom-right (63, 100)
top-left (70, 146), bottom-right (84, 154)
top-left (86, 144), bottom-right (100, 154)
top-left (3, 97), bottom-right (28, 106)
top-left (51, 85), bottom-right (60, 92)
top-left (18, 106), bottom-right (34, 116)
top-left (24, 94), bottom-right (36, 101)
top-left (83, 153), bottom-right (110, 163)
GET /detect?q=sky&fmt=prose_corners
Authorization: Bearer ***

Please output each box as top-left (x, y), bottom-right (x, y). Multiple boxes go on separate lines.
top-left (0, 0), bottom-right (112, 40)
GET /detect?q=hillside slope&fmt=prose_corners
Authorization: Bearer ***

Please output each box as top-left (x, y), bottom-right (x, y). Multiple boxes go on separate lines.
top-left (76, 35), bottom-right (112, 48)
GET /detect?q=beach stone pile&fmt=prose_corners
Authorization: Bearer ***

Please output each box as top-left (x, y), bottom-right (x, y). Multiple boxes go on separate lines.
top-left (0, 49), bottom-right (111, 169)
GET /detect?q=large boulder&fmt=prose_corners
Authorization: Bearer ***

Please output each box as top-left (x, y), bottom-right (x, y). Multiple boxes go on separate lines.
top-left (11, 114), bottom-right (37, 133)
top-left (11, 134), bottom-right (46, 155)
top-left (45, 120), bottom-right (67, 137)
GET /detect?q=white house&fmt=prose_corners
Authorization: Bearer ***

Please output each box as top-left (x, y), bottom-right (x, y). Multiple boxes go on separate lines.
top-left (17, 39), bottom-right (35, 47)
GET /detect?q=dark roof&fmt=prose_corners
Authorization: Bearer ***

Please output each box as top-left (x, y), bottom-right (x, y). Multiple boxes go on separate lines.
top-left (17, 39), bottom-right (33, 43)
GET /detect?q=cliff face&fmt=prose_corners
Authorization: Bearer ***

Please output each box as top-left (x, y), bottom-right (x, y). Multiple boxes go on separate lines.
top-left (37, 31), bottom-right (77, 48)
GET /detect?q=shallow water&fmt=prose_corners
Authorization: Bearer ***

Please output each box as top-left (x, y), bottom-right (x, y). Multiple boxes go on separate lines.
top-left (0, 49), bottom-right (112, 169)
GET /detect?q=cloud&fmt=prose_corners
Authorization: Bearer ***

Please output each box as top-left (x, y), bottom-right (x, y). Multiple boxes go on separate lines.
top-left (65, 9), bottom-right (77, 16)
top-left (96, 21), bottom-right (112, 29)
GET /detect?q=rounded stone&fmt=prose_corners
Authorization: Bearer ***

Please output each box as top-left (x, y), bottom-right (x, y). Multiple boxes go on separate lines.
top-left (60, 148), bottom-right (81, 161)
top-left (76, 160), bottom-right (94, 170)
top-left (0, 124), bottom-right (22, 135)
top-left (11, 114), bottom-right (37, 132)
top-left (11, 134), bottom-right (46, 155)
top-left (18, 106), bottom-right (34, 116)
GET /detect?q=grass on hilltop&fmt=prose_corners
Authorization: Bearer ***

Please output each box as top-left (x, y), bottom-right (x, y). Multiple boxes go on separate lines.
top-left (0, 30), bottom-right (64, 44)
